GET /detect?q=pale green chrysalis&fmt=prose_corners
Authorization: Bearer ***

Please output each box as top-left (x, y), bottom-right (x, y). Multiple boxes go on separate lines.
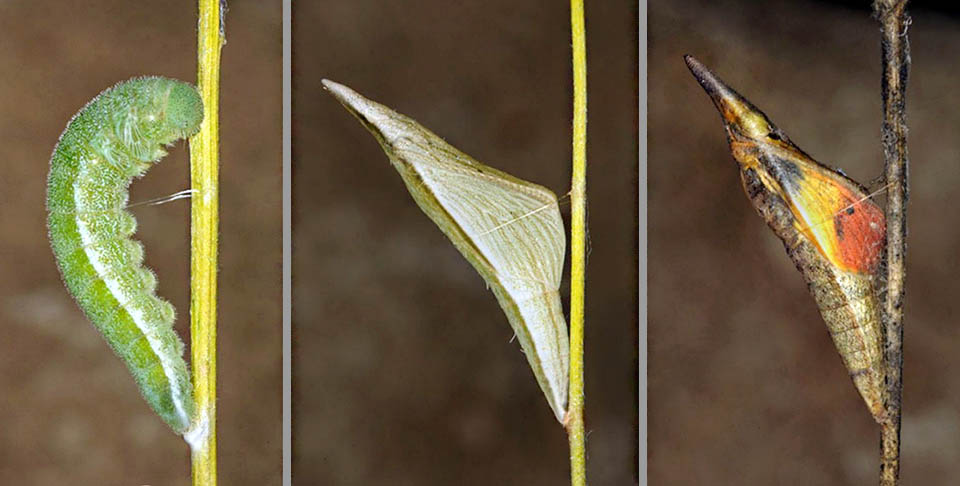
top-left (46, 77), bottom-right (203, 433)
top-left (323, 80), bottom-right (570, 422)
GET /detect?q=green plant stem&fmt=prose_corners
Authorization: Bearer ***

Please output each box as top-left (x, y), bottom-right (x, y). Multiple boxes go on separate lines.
top-left (188, 1), bottom-right (224, 485)
top-left (874, 1), bottom-right (910, 485)
top-left (567, 1), bottom-right (587, 485)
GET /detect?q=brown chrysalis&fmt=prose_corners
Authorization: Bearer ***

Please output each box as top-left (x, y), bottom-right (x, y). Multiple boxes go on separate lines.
top-left (685, 55), bottom-right (886, 422)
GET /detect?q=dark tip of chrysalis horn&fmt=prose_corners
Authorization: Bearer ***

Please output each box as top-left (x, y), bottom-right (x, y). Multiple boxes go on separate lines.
top-left (683, 55), bottom-right (741, 106)
top-left (683, 55), bottom-right (776, 140)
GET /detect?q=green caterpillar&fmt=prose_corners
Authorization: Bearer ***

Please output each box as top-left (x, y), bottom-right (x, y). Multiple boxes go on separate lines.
top-left (46, 77), bottom-right (203, 434)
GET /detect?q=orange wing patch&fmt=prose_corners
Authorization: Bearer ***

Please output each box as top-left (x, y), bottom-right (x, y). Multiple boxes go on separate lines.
top-left (780, 164), bottom-right (885, 275)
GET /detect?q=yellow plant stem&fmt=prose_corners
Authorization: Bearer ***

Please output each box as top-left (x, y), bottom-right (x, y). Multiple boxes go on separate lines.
top-left (567, 1), bottom-right (587, 485)
top-left (188, 1), bottom-right (224, 485)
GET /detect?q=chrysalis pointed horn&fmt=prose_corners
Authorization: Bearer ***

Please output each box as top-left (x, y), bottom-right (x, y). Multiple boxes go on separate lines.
top-left (684, 55), bottom-right (772, 140)
top-left (684, 56), bottom-right (887, 423)
top-left (323, 80), bottom-right (570, 422)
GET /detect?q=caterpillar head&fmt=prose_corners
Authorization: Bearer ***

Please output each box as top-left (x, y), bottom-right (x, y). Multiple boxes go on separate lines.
top-left (162, 81), bottom-right (204, 139)
top-left (121, 77), bottom-right (204, 147)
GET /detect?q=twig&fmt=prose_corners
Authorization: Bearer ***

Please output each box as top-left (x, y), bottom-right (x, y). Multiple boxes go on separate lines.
top-left (567, 0), bottom-right (588, 485)
top-left (188, 1), bottom-right (225, 485)
top-left (873, 1), bottom-right (910, 485)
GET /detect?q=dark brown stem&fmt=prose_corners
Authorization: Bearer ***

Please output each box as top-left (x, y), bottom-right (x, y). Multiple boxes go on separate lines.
top-left (873, 1), bottom-right (910, 485)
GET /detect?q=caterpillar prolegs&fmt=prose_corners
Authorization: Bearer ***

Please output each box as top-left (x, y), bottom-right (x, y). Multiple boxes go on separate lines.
top-left (46, 77), bottom-right (204, 433)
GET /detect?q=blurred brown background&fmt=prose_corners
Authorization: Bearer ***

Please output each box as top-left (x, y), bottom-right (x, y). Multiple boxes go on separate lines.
top-left (294, 1), bottom-right (637, 484)
top-left (0, 1), bottom-right (280, 484)
top-left (651, 1), bottom-right (960, 484)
